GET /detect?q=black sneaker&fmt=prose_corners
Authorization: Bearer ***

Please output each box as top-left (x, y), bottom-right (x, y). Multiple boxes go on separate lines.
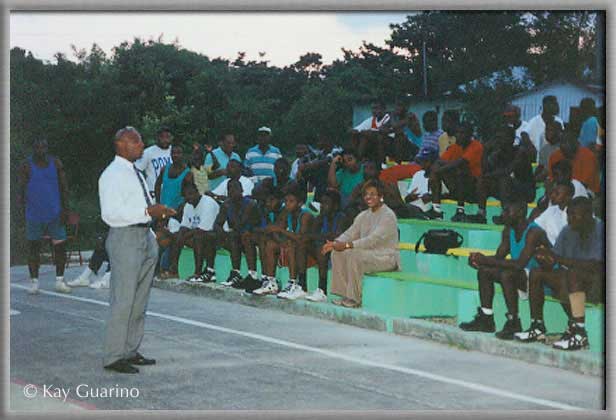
top-left (492, 215), bottom-right (504, 225)
top-left (451, 209), bottom-right (467, 222)
top-left (244, 276), bottom-right (265, 293)
top-left (201, 270), bottom-right (217, 283)
top-left (465, 213), bottom-right (487, 224)
top-left (514, 320), bottom-right (547, 343)
top-left (495, 314), bottom-right (522, 340)
top-left (459, 307), bottom-right (496, 332)
top-left (553, 322), bottom-right (589, 351)
top-left (425, 208), bottom-right (444, 220)
top-left (221, 270), bottom-right (242, 287)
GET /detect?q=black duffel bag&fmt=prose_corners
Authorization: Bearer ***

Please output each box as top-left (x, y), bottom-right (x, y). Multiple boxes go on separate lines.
top-left (414, 229), bottom-right (464, 255)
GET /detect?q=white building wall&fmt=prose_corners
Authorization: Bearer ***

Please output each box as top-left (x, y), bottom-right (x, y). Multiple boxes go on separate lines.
top-left (510, 83), bottom-right (605, 123)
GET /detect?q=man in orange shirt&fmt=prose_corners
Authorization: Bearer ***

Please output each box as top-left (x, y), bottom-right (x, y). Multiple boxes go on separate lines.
top-left (548, 131), bottom-right (600, 195)
top-left (427, 122), bottom-right (484, 221)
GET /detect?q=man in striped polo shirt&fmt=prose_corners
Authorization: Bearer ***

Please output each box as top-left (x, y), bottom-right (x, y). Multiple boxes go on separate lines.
top-left (244, 126), bottom-right (282, 184)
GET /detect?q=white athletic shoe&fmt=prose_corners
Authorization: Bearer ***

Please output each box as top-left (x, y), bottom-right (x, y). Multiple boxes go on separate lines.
top-left (101, 272), bottom-right (111, 287)
top-left (252, 279), bottom-right (279, 296)
top-left (278, 283), bottom-right (307, 300)
top-left (55, 281), bottom-right (72, 294)
top-left (67, 272), bottom-right (91, 287)
top-left (28, 280), bottom-right (39, 295)
top-left (305, 288), bottom-right (327, 302)
top-left (90, 275), bottom-right (110, 289)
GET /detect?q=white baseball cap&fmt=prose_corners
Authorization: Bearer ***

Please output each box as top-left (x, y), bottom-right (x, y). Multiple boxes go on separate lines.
top-left (257, 126), bottom-right (272, 134)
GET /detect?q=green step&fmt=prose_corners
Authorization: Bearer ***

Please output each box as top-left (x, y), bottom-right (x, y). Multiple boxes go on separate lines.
top-left (398, 219), bottom-right (503, 249)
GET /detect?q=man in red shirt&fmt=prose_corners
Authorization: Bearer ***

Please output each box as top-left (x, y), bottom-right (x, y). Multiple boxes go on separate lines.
top-left (427, 122), bottom-right (484, 221)
top-left (548, 130), bottom-right (600, 195)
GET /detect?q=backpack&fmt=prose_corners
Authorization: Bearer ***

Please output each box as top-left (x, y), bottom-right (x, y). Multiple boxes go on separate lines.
top-left (415, 229), bottom-right (464, 255)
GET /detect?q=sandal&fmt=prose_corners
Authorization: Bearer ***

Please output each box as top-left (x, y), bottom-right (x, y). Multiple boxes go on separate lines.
top-left (341, 299), bottom-right (361, 308)
top-left (332, 299), bottom-right (345, 306)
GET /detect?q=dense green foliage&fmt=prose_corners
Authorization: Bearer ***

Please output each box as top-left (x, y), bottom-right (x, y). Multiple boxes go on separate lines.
top-left (10, 11), bottom-right (599, 263)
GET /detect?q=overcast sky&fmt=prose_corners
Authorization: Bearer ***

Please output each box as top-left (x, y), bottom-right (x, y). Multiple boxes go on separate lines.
top-left (10, 12), bottom-right (411, 67)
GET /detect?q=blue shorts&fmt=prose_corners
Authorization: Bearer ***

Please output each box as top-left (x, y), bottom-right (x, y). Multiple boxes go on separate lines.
top-left (26, 217), bottom-right (67, 242)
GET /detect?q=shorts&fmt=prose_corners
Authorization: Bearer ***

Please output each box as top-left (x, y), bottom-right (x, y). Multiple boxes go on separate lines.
top-left (517, 268), bottom-right (530, 300)
top-left (26, 217), bottom-right (67, 242)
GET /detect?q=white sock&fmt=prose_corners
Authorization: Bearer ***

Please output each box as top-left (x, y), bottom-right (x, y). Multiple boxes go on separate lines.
top-left (207, 267), bottom-right (215, 274)
top-left (289, 279), bottom-right (296, 285)
top-left (456, 205), bottom-right (465, 213)
top-left (31, 278), bottom-right (38, 284)
top-left (249, 270), bottom-right (258, 278)
top-left (56, 276), bottom-right (64, 284)
top-left (432, 203), bottom-right (442, 212)
top-left (231, 269), bottom-right (240, 274)
top-left (481, 307), bottom-right (493, 315)
top-left (80, 267), bottom-right (93, 278)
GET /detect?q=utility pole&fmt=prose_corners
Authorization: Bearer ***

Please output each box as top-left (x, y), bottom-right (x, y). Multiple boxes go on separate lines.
top-left (422, 40), bottom-right (428, 97)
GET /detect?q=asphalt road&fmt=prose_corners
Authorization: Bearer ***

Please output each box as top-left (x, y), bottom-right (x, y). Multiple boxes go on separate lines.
top-left (9, 265), bottom-right (604, 411)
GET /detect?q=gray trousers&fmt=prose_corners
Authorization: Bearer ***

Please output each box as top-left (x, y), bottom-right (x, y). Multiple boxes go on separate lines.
top-left (103, 226), bottom-right (158, 366)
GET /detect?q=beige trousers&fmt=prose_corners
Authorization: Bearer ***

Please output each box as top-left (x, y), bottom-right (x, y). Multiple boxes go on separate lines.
top-left (330, 249), bottom-right (398, 303)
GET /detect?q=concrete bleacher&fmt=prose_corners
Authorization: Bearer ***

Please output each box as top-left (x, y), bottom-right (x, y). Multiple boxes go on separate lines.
top-left (174, 186), bottom-right (603, 356)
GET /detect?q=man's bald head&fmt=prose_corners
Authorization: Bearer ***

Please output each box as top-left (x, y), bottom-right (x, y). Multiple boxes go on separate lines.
top-left (114, 126), bottom-right (145, 162)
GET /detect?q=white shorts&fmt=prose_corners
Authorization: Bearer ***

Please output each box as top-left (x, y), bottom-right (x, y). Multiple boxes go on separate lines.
top-left (517, 268), bottom-right (530, 300)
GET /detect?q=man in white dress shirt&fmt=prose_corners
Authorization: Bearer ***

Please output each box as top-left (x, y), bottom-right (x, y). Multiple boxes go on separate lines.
top-left (99, 126), bottom-right (176, 374)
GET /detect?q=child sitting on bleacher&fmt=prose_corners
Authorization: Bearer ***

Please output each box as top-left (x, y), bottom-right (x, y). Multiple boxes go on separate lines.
top-left (304, 189), bottom-right (348, 302)
top-left (460, 198), bottom-right (551, 340)
top-left (167, 182), bottom-right (220, 283)
top-left (253, 182), bottom-right (314, 299)
top-left (242, 186), bottom-right (285, 293)
top-left (214, 179), bottom-right (260, 287)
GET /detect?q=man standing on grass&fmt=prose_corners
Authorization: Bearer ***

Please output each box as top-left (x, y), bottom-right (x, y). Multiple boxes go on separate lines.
top-left (17, 138), bottom-right (72, 294)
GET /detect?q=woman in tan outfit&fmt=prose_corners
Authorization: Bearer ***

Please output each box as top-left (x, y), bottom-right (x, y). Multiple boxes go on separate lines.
top-left (322, 179), bottom-right (400, 308)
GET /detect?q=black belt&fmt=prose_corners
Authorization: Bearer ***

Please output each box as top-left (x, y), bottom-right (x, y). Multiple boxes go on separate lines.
top-left (129, 223), bottom-right (151, 228)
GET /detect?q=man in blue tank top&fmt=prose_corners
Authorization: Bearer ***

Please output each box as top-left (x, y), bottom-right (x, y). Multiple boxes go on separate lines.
top-left (17, 138), bottom-right (72, 294)
top-left (459, 198), bottom-right (550, 340)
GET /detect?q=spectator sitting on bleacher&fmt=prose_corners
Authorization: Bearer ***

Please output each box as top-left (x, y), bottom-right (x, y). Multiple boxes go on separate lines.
top-left (534, 118), bottom-right (562, 183)
top-left (427, 122), bottom-right (484, 221)
top-left (503, 104), bottom-right (535, 152)
top-left (526, 95), bottom-right (564, 161)
top-left (517, 197), bottom-right (604, 350)
top-left (205, 133), bottom-right (241, 192)
top-left (322, 179), bottom-right (400, 309)
top-left (190, 143), bottom-right (215, 195)
top-left (460, 198), bottom-right (550, 340)
top-left (244, 126), bottom-right (283, 184)
top-left (155, 144), bottom-right (194, 210)
top-left (351, 101), bottom-right (391, 163)
top-left (577, 98), bottom-right (601, 150)
top-left (531, 181), bottom-right (575, 245)
top-left (381, 100), bottom-right (421, 163)
top-left (295, 135), bottom-right (344, 208)
top-left (438, 110), bottom-right (458, 155)
top-left (345, 159), bottom-right (409, 220)
top-left (257, 157), bottom-right (292, 195)
top-left (167, 182), bottom-right (220, 283)
top-left (419, 111), bottom-right (442, 155)
top-left (214, 179), bottom-right (261, 288)
top-left (403, 148), bottom-right (446, 220)
top-left (328, 148), bottom-right (365, 209)
top-left (529, 154), bottom-right (591, 221)
top-left (209, 158), bottom-right (254, 200)
top-left (466, 125), bottom-right (535, 224)
top-left (242, 186), bottom-right (285, 293)
top-left (253, 182), bottom-right (314, 299)
top-left (304, 189), bottom-right (348, 302)
top-left (548, 130), bottom-right (600, 195)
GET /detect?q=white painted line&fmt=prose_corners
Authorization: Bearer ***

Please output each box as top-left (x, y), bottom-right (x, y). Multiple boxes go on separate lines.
top-left (10, 283), bottom-right (583, 410)
top-left (10, 309), bottom-right (21, 316)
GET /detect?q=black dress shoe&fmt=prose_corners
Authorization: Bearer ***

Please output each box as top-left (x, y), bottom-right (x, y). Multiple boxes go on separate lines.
top-left (104, 360), bottom-right (139, 374)
top-left (125, 352), bottom-right (156, 365)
